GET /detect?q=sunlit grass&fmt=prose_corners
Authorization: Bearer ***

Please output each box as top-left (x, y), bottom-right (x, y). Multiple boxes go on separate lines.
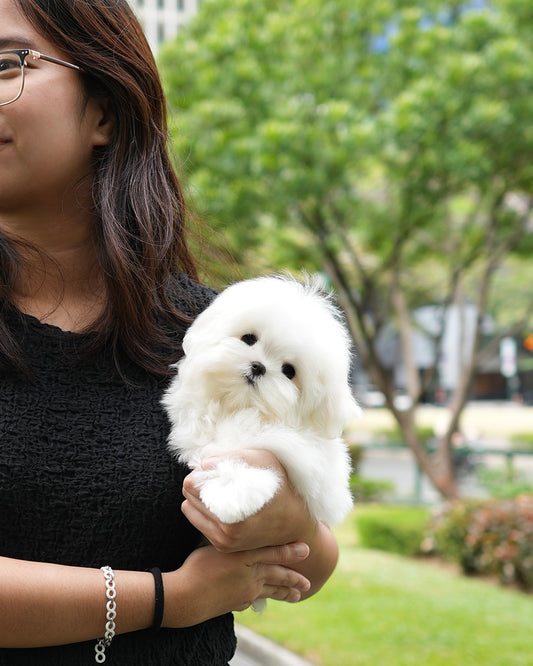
top-left (236, 510), bottom-right (533, 665)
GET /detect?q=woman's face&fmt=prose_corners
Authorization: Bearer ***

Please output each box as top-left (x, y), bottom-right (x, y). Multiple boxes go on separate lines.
top-left (0, 0), bottom-right (113, 218)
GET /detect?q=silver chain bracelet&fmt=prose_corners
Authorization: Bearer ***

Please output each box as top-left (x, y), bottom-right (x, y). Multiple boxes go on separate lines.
top-left (94, 566), bottom-right (117, 663)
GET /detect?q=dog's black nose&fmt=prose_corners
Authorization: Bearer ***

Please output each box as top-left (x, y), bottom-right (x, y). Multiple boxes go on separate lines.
top-left (250, 361), bottom-right (266, 378)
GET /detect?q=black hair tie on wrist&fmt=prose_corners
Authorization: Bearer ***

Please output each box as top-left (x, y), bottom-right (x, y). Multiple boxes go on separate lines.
top-left (149, 567), bottom-right (165, 631)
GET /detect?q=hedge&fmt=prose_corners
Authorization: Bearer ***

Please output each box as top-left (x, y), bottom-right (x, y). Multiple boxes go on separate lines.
top-left (354, 505), bottom-right (430, 557)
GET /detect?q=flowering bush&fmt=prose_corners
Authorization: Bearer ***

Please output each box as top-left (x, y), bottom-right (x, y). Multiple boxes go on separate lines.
top-left (430, 495), bottom-right (533, 591)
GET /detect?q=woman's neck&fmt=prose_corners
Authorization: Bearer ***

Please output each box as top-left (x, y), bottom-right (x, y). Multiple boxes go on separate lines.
top-left (1, 211), bottom-right (107, 333)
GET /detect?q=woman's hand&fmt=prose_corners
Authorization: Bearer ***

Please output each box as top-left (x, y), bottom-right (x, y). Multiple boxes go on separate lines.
top-left (162, 542), bottom-right (310, 628)
top-left (182, 450), bottom-right (315, 552)
top-left (181, 450), bottom-right (340, 600)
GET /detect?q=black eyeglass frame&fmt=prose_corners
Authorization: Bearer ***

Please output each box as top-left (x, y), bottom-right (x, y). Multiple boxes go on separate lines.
top-left (0, 48), bottom-right (82, 107)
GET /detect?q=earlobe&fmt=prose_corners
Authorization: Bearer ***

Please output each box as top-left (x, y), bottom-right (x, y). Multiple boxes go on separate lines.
top-left (90, 97), bottom-right (115, 147)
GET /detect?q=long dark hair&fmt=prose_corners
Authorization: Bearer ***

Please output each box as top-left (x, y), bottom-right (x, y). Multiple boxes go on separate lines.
top-left (0, 0), bottom-right (199, 377)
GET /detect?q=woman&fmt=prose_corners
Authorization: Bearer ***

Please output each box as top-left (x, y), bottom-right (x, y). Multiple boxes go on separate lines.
top-left (0, 0), bottom-right (339, 664)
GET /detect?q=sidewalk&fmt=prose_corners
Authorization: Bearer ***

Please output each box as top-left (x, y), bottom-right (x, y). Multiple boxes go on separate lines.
top-left (230, 624), bottom-right (314, 666)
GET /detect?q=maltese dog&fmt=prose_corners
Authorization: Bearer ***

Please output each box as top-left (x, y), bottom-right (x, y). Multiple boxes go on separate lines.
top-left (162, 275), bottom-right (360, 528)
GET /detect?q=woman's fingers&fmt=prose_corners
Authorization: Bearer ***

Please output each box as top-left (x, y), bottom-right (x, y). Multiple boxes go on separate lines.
top-left (247, 544), bottom-right (311, 600)
top-left (246, 542), bottom-right (310, 566)
top-left (259, 585), bottom-right (302, 603)
top-left (254, 563), bottom-right (311, 601)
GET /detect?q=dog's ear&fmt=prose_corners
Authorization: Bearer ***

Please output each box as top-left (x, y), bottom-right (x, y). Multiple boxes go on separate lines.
top-left (310, 383), bottom-right (362, 439)
top-left (182, 305), bottom-right (222, 357)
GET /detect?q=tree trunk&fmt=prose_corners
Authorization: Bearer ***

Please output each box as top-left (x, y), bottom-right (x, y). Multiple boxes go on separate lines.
top-left (322, 240), bottom-right (462, 500)
top-left (395, 407), bottom-right (459, 499)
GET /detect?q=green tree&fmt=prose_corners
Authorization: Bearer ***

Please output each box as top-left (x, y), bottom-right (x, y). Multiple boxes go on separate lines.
top-left (160, 0), bottom-right (533, 498)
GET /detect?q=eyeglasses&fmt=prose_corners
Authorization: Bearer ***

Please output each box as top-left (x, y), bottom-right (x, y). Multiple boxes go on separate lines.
top-left (0, 48), bottom-right (81, 107)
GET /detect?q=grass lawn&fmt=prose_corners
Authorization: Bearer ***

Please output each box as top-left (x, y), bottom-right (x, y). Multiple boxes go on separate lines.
top-left (236, 511), bottom-right (533, 665)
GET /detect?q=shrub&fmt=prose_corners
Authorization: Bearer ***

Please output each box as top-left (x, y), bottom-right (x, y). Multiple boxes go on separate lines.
top-left (348, 444), bottom-right (394, 502)
top-left (477, 466), bottom-right (533, 499)
top-left (350, 475), bottom-right (394, 503)
top-left (374, 426), bottom-right (435, 448)
top-left (430, 495), bottom-right (533, 591)
top-left (355, 505), bottom-right (430, 557)
top-left (511, 433), bottom-right (533, 451)
top-left (347, 444), bottom-right (364, 473)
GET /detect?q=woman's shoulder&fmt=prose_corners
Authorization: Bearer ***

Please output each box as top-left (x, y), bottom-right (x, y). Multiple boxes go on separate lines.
top-left (169, 273), bottom-right (219, 319)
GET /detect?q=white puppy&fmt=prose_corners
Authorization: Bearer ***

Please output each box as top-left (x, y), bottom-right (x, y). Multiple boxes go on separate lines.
top-left (162, 275), bottom-right (360, 527)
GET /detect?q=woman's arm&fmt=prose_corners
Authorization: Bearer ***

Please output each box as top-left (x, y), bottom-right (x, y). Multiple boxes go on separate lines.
top-left (0, 557), bottom-right (153, 647)
top-left (0, 543), bottom-right (310, 648)
top-left (181, 449), bottom-right (341, 600)
top-left (290, 520), bottom-right (339, 600)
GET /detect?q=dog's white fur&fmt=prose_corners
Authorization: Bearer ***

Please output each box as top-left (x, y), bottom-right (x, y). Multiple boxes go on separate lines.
top-left (162, 275), bottom-right (361, 526)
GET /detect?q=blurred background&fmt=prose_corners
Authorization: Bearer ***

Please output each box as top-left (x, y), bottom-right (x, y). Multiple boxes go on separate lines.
top-left (130, 2), bottom-right (533, 664)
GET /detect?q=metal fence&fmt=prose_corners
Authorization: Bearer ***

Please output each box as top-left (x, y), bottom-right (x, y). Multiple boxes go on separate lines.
top-left (360, 443), bottom-right (533, 503)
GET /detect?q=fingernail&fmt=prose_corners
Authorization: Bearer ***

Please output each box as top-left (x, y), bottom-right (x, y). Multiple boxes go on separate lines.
top-left (293, 543), bottom-right (310, 558)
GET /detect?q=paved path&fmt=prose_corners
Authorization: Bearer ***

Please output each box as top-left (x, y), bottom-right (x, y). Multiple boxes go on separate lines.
top-left (229, 625), bottom-right (314, 666)
top-left (230, 649), bottom-right (260, 666)
top-left (230, 650), bottom-right (261, 666)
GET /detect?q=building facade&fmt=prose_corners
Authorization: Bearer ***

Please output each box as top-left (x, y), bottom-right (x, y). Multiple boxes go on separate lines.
top-left (128, 0), bottom-right (201, 53)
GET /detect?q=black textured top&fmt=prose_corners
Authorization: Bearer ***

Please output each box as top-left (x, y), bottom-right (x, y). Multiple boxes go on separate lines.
top-left (0, 276), bottom-right (236, 665)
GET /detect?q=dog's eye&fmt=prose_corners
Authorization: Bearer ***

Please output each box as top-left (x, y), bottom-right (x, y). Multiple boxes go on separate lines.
top-left (282, 363), bottom-right (296, 380)
top-left (241, 333), bottom-right (258, 346)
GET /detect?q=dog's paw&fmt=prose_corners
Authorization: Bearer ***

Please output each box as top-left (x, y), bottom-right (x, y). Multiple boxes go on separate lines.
top-left (251, 598), bottom-right (266, 613)
top-left (194, 459), bottom-right (281, 523)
